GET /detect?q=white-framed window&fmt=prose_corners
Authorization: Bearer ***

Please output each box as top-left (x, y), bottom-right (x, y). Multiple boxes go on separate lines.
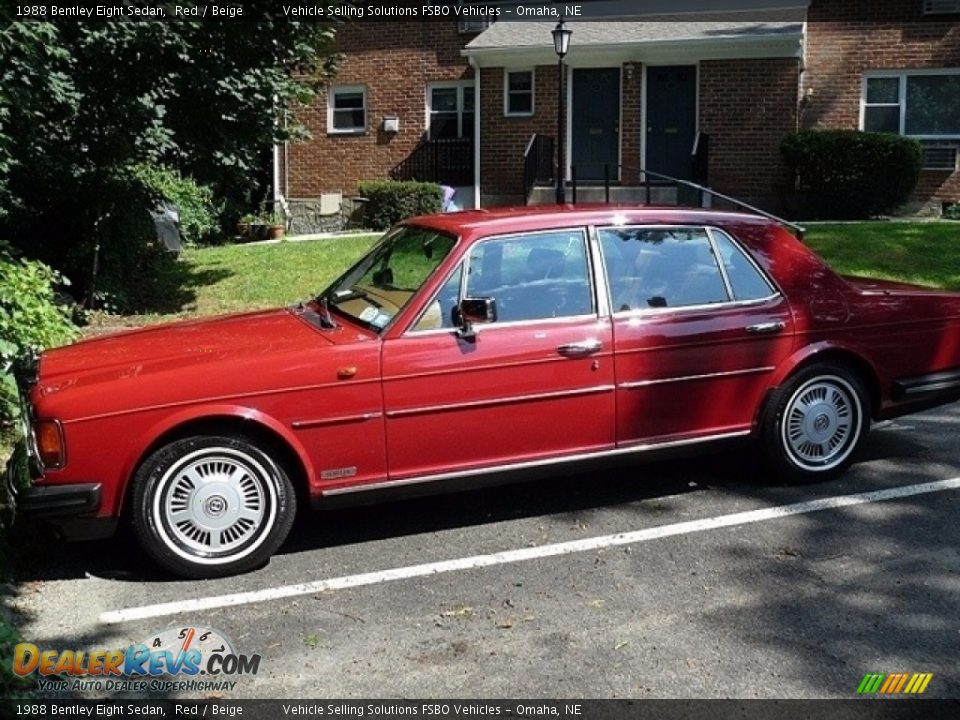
top-left (862, 70), bottom-right (960, 170)
top-left (504, 69), bottom-right (535, 117)
top-left (328, 85), bottom-right (367, 134)
top-left (427, 82), bottom-right (474, 139)
top-left (862, 70), bottom-right (960, 138)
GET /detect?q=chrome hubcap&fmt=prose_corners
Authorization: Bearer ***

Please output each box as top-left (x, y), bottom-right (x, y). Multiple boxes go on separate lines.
top-left (155, 448), bottom-right (276, 562)
top-left (782, 376), bottom-right (861, 470)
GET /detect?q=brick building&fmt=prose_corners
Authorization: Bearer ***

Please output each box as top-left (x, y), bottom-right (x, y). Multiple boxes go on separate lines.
top-left (279, 0), bottom-right (960, 229)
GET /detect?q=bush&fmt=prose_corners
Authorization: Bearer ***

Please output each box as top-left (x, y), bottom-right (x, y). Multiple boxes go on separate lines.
top-left (0, 243), bottom-right (79, 433)
top-left (133, 164), bottom-right (222, 245)
top-left (357, 180), bottom-right (443, 231)
top-left (781, 130), bottom-right (922, 219)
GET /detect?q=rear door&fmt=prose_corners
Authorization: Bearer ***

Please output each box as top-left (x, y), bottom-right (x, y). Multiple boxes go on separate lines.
top-left (598, 225), bottom-right (794, 445)
top-left (381, 228), bottom-right (616, 480)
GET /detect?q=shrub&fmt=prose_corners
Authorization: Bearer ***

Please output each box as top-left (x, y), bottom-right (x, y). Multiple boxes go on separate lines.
top-left (133, 164), bottom-right (222, 245)
top-left (357, 180), bottom-right (443, 231)
top-left (0, 243), bottom-right (79, 433)
top-left (781, 130), bottom-right (922, 219)
top-left (944, 203), bottom-right (960, 221)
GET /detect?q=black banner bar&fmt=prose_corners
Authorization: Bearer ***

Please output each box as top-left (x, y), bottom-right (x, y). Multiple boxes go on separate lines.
top-left (6, 1), bottom-right (812, 23)
top-left (3, 700), bottom-right (960, 720)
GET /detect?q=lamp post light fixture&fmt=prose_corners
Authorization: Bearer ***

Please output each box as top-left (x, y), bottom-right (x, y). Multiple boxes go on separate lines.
top-left (552, 19), bottom-right (572, 204)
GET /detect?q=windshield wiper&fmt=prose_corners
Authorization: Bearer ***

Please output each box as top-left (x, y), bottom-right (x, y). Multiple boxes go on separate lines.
top-left (318, 295), bottom-right (338, 328)
top-left (297, 296), bottom-right (338, 329)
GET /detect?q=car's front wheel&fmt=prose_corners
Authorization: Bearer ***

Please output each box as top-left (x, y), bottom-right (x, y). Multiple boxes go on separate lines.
top-left (762, 364), bottom-right (869, 482)
top-left (132, 434), bottom-right (296, 578)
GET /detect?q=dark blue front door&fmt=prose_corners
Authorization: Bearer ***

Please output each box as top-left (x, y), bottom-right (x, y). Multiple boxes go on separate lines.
top-left (645, 65), bottom-right (697, 180)
top-left (571, 68), bottom-right (620, 183)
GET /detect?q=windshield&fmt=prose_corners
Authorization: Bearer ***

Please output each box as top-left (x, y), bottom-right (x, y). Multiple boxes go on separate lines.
top-left (319, 225), bottom-right (457, 331)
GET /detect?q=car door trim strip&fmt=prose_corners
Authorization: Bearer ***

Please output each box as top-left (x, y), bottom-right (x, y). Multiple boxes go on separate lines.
top-left (385, 384), bottom-right (617, 419)
top-left (618, 366), bottom-right (776, 390)
top-left (291, 412), bottom-right (383, 430)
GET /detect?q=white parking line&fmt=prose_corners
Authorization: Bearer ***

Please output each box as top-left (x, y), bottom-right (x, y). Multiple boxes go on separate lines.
top-left (99, 476), bottom-right (960, 625)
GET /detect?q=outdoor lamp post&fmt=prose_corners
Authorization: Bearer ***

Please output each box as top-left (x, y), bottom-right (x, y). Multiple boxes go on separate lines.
top-left (552, 19), bottom-right (572, 204)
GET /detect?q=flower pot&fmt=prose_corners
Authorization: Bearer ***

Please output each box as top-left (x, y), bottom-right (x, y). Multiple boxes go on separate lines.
top-left (236, 222), bottom-right (251, 238)
top-left (268, 224), bottom-right (285, 240)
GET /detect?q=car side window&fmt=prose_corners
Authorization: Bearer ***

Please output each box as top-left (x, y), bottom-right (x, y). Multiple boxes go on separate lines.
top-left (709, 229), bottom-right (776, 301)
top-left (410, 264), bottom-right (464, 332)
top-left (599, 226), bottom-right (729, 311)
top-left (465, 230), bottom-right (593, 323)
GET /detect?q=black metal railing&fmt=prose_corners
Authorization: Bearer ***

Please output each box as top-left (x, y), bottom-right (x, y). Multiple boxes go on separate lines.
top-left (391, 137), bottom-right (474, 186)
top-left (523, 134), bottom-right (555, 198)
top-left (567, 163), bottom-right (804, 238)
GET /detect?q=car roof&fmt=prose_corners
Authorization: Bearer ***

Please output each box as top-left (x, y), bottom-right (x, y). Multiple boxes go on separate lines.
top-left (406, 204), bottom-right (775, 239)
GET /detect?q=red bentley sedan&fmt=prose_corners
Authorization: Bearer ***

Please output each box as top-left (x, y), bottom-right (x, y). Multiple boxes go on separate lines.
top-left (8, 206), bottom-right (960, 577)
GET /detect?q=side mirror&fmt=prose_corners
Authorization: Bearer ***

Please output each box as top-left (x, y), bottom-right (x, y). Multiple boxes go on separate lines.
top-left (456, 297), bottom-right (497, 338)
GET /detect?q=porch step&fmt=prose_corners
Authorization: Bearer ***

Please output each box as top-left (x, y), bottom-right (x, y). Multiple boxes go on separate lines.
top-left (526, 185), bottom-right (679, 206)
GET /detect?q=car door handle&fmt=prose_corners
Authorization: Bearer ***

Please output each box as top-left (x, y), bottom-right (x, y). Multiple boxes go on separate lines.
top-left (745, 321), bottom-right (786, 335)
top-left (557, 339), bottom-right (603, 356)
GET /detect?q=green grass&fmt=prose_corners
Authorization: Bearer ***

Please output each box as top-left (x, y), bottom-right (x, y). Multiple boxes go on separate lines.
top-left (165, 235), bottom-right (380, 317)
top-left (91, 234), bottom-right (380, 330)
top-left (804, 221), bottom-right (960, 291)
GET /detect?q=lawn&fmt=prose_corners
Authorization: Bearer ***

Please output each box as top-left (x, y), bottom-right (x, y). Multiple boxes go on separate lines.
top-left (803, 221), bottom-right (960, 291)
top-left (89, 234), bottom-right (381, 331)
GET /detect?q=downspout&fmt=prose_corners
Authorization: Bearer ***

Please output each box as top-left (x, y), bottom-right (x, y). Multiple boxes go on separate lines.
top-left (469, 55), bottom-right (481, 209)
top-left (273, 97), bottom-right (290, 222)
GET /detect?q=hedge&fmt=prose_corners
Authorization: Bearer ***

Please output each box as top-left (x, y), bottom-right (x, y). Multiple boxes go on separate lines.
top-left (357, 180), bottom-right (443, 231)
top-left (781, 130), bottom-right (922, 220)
top-left (0, 244), bottom-right (79, 433)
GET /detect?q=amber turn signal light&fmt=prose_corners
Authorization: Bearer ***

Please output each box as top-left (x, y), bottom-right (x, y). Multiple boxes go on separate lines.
top-left (35, 420), bottom-right (65, 469)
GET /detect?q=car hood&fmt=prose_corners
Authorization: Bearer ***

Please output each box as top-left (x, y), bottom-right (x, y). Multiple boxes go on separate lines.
top-left (31, 308), bottom-right (373, 422)
top-left (41, 308), bottom-right (331, 384)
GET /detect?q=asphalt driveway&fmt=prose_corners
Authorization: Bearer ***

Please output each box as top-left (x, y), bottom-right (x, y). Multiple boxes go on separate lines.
top-left (9, 405), bottom-right (960, 699)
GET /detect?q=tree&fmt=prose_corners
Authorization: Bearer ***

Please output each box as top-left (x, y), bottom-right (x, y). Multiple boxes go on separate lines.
top-left (0, 8), bottom-right (339, 306)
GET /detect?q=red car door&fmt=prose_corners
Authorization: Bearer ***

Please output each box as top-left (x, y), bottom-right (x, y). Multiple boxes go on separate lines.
top-left (598, 225), bottom-right (795, 446)
top-left (381, 228), bottom-right (616, 480)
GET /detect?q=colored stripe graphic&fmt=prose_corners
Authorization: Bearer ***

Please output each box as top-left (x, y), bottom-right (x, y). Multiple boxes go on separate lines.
top-left (858, 673), bottom-right (932, 694)
top-left (857, 674), bottom-right (885, 694)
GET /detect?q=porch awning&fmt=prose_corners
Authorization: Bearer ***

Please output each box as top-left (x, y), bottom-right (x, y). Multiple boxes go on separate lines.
top-left (463, 16), bottom-right (804, 66)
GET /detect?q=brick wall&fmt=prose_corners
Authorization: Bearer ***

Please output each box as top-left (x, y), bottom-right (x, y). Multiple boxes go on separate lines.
top-left (698, 58), bottom-right (801, 210)
top-left (479, 64), bottom-right (559, 205)
top-left (621, 63), bottom-right (642, 184)
top-left (480, 62), bottom-right (645, 203)
top-left (804, 0), bottom-right (960, 204)
top-left (286, 22), bottom-right (473, 198)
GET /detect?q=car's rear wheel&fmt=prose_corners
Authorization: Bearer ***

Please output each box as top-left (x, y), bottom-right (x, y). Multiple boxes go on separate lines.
top-left (132, 435), bottom-right (296, 578)
top-left (761, 364), bottom-right (869, 482)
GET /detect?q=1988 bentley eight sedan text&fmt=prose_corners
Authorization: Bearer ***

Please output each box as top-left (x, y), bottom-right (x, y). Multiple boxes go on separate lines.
top-left (8, 206), bottom-right (960, 577)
